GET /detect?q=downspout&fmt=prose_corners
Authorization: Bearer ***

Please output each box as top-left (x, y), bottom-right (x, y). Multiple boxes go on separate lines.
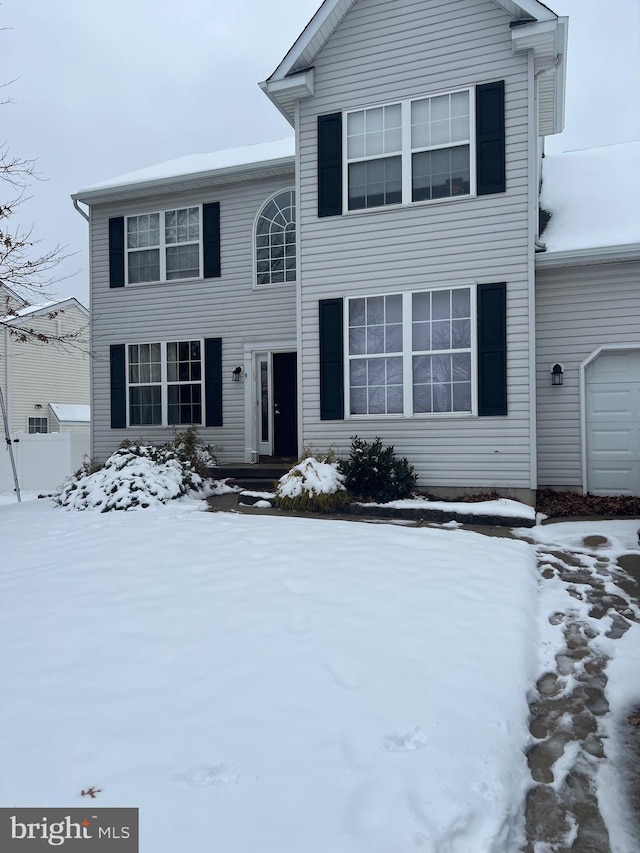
top-left (73, 198), bottom-right (89, 222)
top-left (533, 55), bottom-right (562, 251)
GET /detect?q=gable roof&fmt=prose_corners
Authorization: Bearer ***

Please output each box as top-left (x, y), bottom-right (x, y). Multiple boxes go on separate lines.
top-left (261, 0), bottom-right (567, 135)
top-left (1, 297), bottom-right (89, 325)
top-left (538, 140), bottom-right (640, 263)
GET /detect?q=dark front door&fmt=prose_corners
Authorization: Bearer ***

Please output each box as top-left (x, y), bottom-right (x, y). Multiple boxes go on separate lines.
top-left (272, 352), bottom-right (297, 457)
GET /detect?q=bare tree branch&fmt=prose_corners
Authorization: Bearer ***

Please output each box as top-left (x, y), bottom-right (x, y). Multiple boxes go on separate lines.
top-left (1, 97), bottom-right (84, 349)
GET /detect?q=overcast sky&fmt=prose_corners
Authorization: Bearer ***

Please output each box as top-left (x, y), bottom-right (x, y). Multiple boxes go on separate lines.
top-left (2, 0), bottom-right (639, 306)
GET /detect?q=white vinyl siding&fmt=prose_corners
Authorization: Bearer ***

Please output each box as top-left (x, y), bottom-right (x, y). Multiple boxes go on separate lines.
top-left (536, 261), bottom-right (640, 490)
top-left (298, 0), bottom-right (533, 491)
top-left (90, 175), bottom-right (296, 463)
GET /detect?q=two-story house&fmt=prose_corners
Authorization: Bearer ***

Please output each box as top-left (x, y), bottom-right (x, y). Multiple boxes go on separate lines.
top-left (1, 284), bottom-right (90, 437)
top-left (72, 0), bottom-right (640, 501)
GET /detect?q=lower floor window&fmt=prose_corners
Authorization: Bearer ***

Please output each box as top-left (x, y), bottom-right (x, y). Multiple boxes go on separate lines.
top-left (348, 287), bottom-right (474, 416)
top-left (127, 340), bottom-right (203, 426)
top-left (28, 417), bottom-right (48, 434)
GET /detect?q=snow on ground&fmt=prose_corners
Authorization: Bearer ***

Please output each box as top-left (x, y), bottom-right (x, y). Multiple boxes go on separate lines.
top-left (0, 491), bottom-right (39, 506)
top-left (0, 497), bottom-right (538, 853)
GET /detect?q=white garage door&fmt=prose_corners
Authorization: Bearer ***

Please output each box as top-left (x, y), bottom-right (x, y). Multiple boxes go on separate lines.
top-left (586, 350), bottom-right (640, 496)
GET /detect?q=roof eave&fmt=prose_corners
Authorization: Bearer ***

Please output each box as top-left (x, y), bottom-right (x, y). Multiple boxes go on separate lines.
top-left (511, 16), bottom-right (568, 135)
top-left (536, 243), bottom-right (640, 270)
top-left (4, 298), bottom-right (89, 324)
top-left (73, 156), bottom-right (296, 205)
top-left (259, 69), bottom-right (315, 127)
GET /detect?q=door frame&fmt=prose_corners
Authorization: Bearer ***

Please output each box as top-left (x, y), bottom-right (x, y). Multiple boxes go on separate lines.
top-left (243, 339), bottom-right (297, 462)
top-left (580, 343), bottom-right (640, 494)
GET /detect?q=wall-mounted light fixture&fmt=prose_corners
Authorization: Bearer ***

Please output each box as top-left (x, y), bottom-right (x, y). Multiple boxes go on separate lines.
top-left (34, 403), bottom-right (43, 410)
top-left (232, 366), bottom-right (245, 382)
top-left (551, 363), bottom-right (564, 386)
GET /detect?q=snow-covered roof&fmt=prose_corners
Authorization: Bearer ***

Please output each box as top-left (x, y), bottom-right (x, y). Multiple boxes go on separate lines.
top-left (74, 138), bottom-right (295, 202)
top-left (49, 403), bottom-right (90, 424)
top-left (541, 141), bottom-right (640, 255)
top-left (1, 297), bottom-right (89, 325)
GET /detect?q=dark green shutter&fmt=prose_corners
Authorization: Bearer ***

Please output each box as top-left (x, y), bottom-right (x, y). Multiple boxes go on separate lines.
top-left (204, 338), bottom-right (223, 426)
top-left (319, 299), bottom-right (344, 419)
top-left (110, 344), bottom-right (126, 428)
top-left (477, 283), bottom-right (507, 416)
top-left (109, 217), bottom-right (125, 288)
top-left (203, 202), bottom-right (221, 278)
top-left (476, 81), bottom-right (506, 196)
top-left (318, 113), bottom-right (343, 217)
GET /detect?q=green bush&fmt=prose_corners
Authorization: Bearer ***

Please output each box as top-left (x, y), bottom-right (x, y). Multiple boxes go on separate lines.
top-left (339, 436), bottom-right (417, 502)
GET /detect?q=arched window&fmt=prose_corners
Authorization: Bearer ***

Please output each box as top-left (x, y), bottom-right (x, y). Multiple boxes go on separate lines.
top-left (255, 189), bottom-right (296, 285)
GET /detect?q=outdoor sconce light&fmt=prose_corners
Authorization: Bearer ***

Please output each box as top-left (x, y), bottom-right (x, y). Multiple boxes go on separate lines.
top-left (232, 366), bottom-right (244, 382)
top-left (34, 403), bottom-right (43, 409)
top-left (551, 363), bottom-right (564, 386)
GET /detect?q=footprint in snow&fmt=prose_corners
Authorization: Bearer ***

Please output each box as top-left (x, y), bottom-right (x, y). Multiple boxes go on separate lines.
top-left (382, 727), bottom-right (428, 752)
top-left (174, 763), bottom-right (239, 787)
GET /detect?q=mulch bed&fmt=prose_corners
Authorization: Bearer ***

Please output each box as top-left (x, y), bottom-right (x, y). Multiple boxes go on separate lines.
top-left (535, 490), bottom-right (640, 519)
top-left (421, 489), bottom-right (640, 519)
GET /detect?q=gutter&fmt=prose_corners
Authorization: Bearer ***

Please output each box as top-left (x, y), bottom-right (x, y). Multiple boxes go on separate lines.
top-left (535, 243), bottom-right (640, 270)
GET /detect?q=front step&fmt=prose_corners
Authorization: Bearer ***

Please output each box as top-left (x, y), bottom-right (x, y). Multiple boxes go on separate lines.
top-left (207, 462), bottom-right (291, 492)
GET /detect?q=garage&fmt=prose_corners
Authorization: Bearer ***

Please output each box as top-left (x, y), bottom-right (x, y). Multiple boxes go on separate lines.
top-left (586, 349), bottom-right (640, 496)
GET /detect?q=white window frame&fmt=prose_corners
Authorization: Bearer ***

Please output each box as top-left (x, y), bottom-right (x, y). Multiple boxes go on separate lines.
top-left (253, 188), bottom-right (297, 288)
top-left (125, 339), bottom-right (205, 427)
top-left (342, 87), bottom-right (477, 214)
top-left (125, 206), bottom-right (204, 286)
top-left (27, 416), bottom-right (48, 434)
top-left (345, 285), bottom-right (477, 418)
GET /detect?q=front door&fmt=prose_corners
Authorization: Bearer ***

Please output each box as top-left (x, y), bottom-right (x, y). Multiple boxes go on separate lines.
top-left (272, 352), bottom-right (297, 458)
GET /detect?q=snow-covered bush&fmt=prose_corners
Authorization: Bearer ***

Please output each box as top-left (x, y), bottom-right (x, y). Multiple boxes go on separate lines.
top-left (340, 436), bottom-right (417, 502)
top-left (274, 456), bottom-right (350, 512)
top-left (53, 444), bottom-right (209, 512)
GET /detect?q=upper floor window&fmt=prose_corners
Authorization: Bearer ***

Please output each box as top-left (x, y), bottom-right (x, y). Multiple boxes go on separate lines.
top-left (126, 206), bottom-right (201, 285)
top-left (255, 190), bottom-right (296, 285)
top-left (345, 89), bottom-right (473, 211)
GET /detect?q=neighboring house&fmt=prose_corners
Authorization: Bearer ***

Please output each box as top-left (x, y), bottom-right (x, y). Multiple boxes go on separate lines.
top-left (73, 0), bottom-right (639, 499)
top-left (0, 288), bottom-right (90, 436)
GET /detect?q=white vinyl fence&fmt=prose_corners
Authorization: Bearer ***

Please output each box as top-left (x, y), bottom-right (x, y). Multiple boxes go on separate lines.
top-left (0, 431), bottom-right (90, 495)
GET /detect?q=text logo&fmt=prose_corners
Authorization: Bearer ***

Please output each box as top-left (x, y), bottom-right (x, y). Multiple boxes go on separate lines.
top-left (0, 809), bottom-right (138, 851)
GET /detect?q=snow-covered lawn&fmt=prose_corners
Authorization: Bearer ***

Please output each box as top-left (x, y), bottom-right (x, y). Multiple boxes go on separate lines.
top-left (0, 496), bottom-right (539, 852)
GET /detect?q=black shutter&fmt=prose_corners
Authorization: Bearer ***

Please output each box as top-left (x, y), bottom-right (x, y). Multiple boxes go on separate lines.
top-left (110, 344), bottom-right (126, 428)
top-left (203, 202), bottom-right (221, 278)
top-left (476, 81), bottom-right (506, 196)
top-left (204, 337), bottom-right (223, 427)
top-left (109, 217), bottom-right (125, 288)
top-left (318, 113), bottom-right (343, 217)
top-left (319, 299), bottom-right (344, 420)
top-left (477, 283), bottom-right (507, 417)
